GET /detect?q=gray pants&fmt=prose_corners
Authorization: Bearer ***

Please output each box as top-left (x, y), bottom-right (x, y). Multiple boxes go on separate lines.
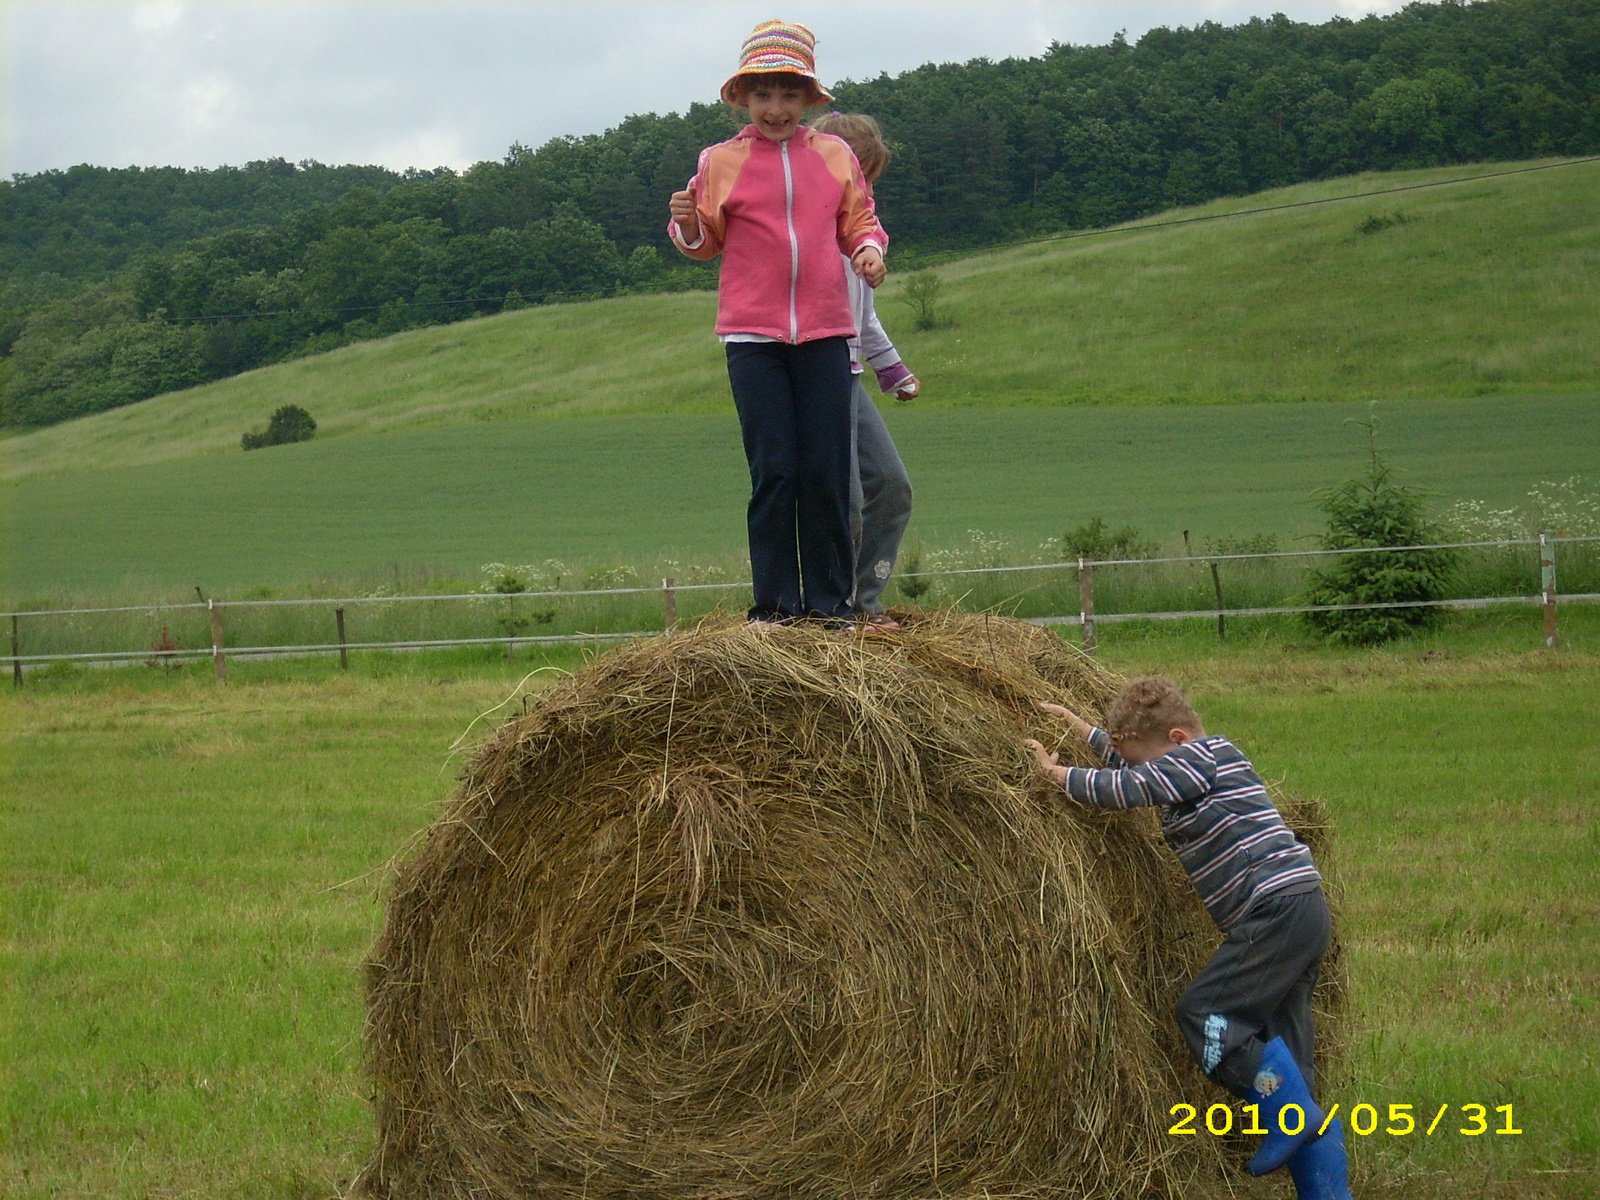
top-left (1175, 887), bottom-right (1331, 1096)
top-left (849, 379), bottom-right (913, 613)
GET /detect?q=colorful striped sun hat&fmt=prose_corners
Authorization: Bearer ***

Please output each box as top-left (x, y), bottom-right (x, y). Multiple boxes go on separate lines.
top-left (720, 19), bottom-right (833, 106)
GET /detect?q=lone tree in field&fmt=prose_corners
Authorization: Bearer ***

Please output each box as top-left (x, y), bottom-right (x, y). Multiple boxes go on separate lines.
top-left (242, 404), bottom-right (317, 450)
top-left (899, 270), bottom-right (943, 331)
top-left (1302, 417), bottom-right (1456, 645)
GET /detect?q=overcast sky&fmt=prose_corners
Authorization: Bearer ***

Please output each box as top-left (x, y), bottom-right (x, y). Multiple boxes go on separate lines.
top-left (4, 1), bottom-right (1409, 178)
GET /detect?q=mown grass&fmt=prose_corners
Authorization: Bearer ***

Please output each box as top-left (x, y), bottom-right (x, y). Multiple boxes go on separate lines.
top-left (1, 646), bottom-right (590, 1200)
top-left (3, 157), bottom-right (1597, 485)
top-left (7, 391), bottom-right (1597, 600)
top-left (3, 611), bottom-right (1597, 1198)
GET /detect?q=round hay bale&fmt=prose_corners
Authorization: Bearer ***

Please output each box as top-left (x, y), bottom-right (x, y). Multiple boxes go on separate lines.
top-left (359, 611), bottom-right (1343, 1200)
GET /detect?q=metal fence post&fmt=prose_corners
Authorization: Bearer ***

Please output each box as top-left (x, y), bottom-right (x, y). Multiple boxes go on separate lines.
top-left (663, 577), bottom-right (678, 630)
top-left (1540, 532), bottom-right (1558, 649)
top-left (10, 614), bottom-right (20, 688)
top-left (1078, 557), bottom-right (1096, 655)
top-left (208, 599), bottom-right (227, 685)
top-left (336, 606), bottom-right (349, 670)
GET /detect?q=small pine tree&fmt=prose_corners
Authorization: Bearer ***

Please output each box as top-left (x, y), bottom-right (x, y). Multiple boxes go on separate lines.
top-left (895, 544), bottom-right (932, 601)
top-left (900, 270), bottom-right (943, 331)
top-left (1302, 419), bottom-right (1457, 645)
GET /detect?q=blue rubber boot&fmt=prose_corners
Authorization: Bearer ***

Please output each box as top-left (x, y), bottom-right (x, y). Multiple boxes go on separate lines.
top-left (1287, 1117), bottom-right (1353, 1199)
top-left (1245, 1037), bottom-right (1325, 1176)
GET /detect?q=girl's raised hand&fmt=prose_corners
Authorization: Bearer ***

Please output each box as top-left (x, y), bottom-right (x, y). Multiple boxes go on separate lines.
top-left (669, 189), bottom-right (700, 240)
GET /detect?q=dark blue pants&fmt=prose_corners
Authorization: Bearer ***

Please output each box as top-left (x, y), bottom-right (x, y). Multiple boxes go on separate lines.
top-left (1175, 887), bottom-right (1331, 1096)
top-left (726, 338), bottom-right (854, 622)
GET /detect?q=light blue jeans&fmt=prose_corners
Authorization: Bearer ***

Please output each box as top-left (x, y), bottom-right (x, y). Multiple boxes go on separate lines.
top-left (849, 379), bottom-right (914, 614)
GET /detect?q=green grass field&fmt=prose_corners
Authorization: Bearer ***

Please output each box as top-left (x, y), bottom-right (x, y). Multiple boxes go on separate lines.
top-left (4, 613), bottom-right (1597, 1199)
top-left (5, 157), bottom-right (1597, 603)
top-left (7, 392), bottom-right (1597, 601)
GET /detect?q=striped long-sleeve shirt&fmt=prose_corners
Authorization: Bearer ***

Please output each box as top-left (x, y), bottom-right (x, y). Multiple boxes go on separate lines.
top-left (1062, 729), bottom-right (1322, 930)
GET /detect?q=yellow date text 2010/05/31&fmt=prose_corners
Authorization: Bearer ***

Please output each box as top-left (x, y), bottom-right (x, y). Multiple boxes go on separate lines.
top-left (1167, 1102), bottom-right (1522, 1137)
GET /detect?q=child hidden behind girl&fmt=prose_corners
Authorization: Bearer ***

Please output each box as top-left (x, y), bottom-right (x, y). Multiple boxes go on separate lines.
top-left (668, 20), bottom-right (887, 626)
top-left (810, 111), bottom-right (919, 632)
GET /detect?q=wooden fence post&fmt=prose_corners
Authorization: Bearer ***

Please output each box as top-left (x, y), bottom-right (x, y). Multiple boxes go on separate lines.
top-left (336, 606), bottom-right (349, 670)
top-left (1078, 557), bottom-right (1096, 655)
top-left (208, 599), bottom-right (227, 685)
top-left (663, 577), bottom-right (678, 631)
top-left (1540, 532), bottom-right (1558, 649)
top-left (1209, 561), bottom-right (1227, 642)
top-left (10, 614), bottom-right (20, 689)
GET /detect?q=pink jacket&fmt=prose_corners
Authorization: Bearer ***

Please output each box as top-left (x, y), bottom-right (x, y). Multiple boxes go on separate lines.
top-left (668, 126), bottom-right (887, 343)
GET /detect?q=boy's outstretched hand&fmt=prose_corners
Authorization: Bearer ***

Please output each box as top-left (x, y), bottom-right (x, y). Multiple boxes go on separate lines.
top-left (1023, 737), bottom-right (1068, 787)
top-left (1037, 700), bottom-right (1096, 741)
top-left (1024, 700), bottom-right (1097, 787)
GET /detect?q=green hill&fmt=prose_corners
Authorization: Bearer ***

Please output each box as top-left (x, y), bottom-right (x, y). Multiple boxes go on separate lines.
top-left (6, 158), bottom-right (1596, 486)
top-left (4, 160), bottom-right (1598, 599)
top-left (11, 0), bottom-right (1597, 431)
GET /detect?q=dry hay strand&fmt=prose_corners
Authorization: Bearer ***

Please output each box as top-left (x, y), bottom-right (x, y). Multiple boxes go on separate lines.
top-left (359, 610), bottom-right (1345, 1200)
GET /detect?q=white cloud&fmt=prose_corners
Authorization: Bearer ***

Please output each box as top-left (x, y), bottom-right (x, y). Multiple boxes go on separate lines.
top-left (371, 124), bottom-right (474, 174)
top-left (1332, 0), bottom-right (1405, 13)
top-left (131, 0), bottom-right (182, 33)
top-left (178, 76), bottom-right (236, 131)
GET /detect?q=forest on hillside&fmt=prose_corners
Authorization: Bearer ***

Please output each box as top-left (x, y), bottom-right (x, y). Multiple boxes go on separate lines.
top-left (2, 0), bottom-right (1596, 429)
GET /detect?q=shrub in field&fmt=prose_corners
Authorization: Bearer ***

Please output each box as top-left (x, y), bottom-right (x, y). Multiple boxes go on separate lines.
top-left (899, 270), bottom-right (943, 331)
top-left (144, 626), bottom-right (183, 672)
top-left (1061, 517), bottom-right (1155, 561)
top-left (1302, 442), bottom-right (1457, 645)
top-left (1357, 211), bottom-right (1410, 235)
top-left (241, 404), bottom-right (316, 450)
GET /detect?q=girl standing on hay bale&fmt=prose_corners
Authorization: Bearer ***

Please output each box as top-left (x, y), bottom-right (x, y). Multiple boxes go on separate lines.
top-left (1026, 678), bottom-right (1354, 1200)
top-left (669, 20), bottom-right (887, 627)
top-left (810, 111), bottom-right (918, 634)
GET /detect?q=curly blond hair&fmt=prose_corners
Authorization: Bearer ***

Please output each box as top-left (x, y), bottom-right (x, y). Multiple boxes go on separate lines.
top-left (1104, 677), bottom-right (1203, 743)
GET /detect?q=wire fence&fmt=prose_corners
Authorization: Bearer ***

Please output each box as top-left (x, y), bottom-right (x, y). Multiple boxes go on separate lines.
top-left (7, 534), bottom-right (1596, 683)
